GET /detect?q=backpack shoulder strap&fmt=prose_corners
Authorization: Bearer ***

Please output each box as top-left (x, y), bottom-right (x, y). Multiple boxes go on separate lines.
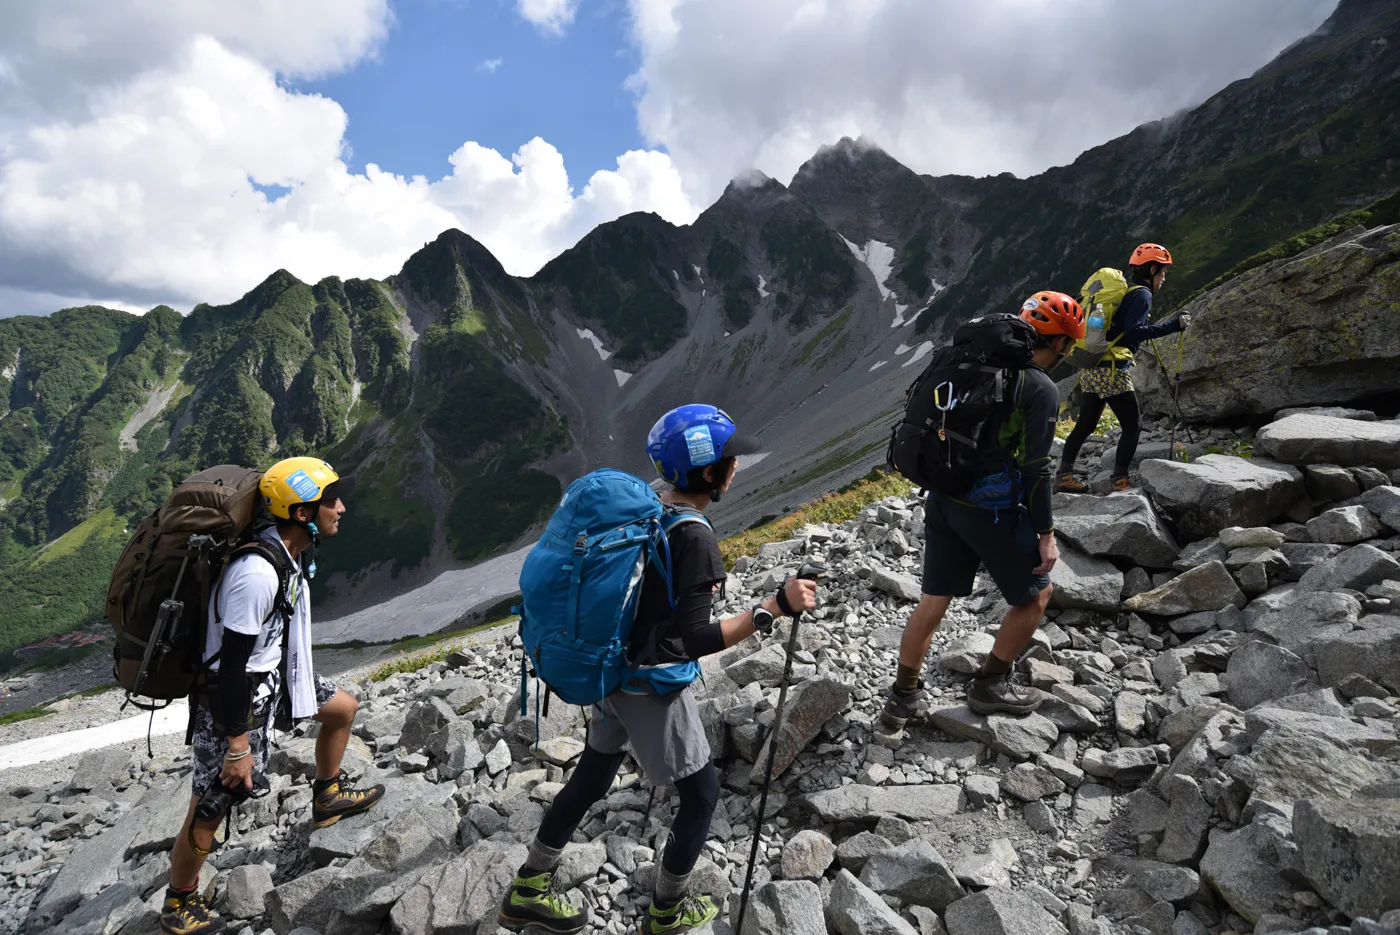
top-left (213, 541), bottom-right (296, 630)
top-left (659, 502), bottom-right (713, 534)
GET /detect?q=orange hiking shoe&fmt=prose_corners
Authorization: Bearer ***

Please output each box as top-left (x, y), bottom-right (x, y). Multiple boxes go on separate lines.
top-left (1111, 476), bottom-right (1134, 492)
top-left (1056, 473), bottom-right (1088, 494)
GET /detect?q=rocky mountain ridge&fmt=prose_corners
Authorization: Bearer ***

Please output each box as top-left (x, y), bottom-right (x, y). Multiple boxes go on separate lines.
top-left (6, 404), bottom-right (1400, 935)
top-left (2, 0), bottom-right (1398, 659)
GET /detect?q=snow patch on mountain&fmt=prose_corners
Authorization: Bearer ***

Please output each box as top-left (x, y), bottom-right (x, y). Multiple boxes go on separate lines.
top-left (757, 275), bottom-right (769, 298)
top-left (576, 328), bottom-right (612, 361)
top-left (614, 369), bottom-right (632, 387)
top-left (841, 237), bottom-right (895, 301)
top-left (869, 360), bottom-right (888, 371)
top-left (902, 341), bottom-right (934, 367)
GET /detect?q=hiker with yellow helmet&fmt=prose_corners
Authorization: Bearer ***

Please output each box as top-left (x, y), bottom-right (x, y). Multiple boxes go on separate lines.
top-left (1057, 243), bottom-right (1191, 494)
top-left (163, 457), bottom-right (384, 935)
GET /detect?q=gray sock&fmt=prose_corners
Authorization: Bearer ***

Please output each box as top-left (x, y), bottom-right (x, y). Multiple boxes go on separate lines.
top-left (524, 837), bottom-right (565, 874)
top-left (653, 863), bottom-right (691, 906)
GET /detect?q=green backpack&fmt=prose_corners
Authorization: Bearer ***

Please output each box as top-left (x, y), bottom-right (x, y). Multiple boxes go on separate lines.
top-left (1065, 267), bottom-right (1146, 369)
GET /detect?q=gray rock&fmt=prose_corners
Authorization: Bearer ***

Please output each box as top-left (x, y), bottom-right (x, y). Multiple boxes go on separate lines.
top-left (927, 707), bottom-right (1059, 761)
top-left (804, 784), bottom-right (963, 823)
top-left (1123, 567), bottom-right (1154, 599)
top-left (1242, 706), bottom-right (1396, 754)
top-left (828, 869), bottom-right (920, 935)
top-left (1081, 747), bottom-right (1159, 784)
top-left (45, 881), bottom-right (145, 935)
top-left (780, 830), bottom-right (835, 881)
top-left (438, 724), bottom-right (486, 780)
top-left (1312, 624), bottom-right (1400, 694)
top-left (266, 866), bottom-right (342, 934)
top-left (1223, 640), bottom-right (1318, 710)
top-left (398, 696), bottom-right (455, 751)
top-left (1255, 414), bottom-right (1400, 471)
top-left (1122, 561), bottom-right (1245, 616)
top-left (1024, 800), bottom-right (1059, 835)
top-left (1073, 783), bottom-right (1116, 825)
top-left (835, 831), bottom-right (892, 874)
top-left (123, 774), bottom-right (195, 858)
top-left (1167, 611), bottom-right (1216, 635)
top-left (1294, 795), bottom-right (1400, 920)
top-left (943, 886), bottom-right (1069, 935)
top-left (1139, 456), bottom-right (1304, 540)
top-left (953, 853), bottom-right (1011, 889)
top-left (1053, 491), bottom-right (1180, 568)
top-left (1297, 544), bottom-right (1400, 594)
top-left (1249, 590), bottom-right (1360, 655)
top-left (1304, 464), bottom-right (1362, 502)
top-left (388, 839), bottom-right (528, 935)
top-left (870, 568), bottom-right (923, 603)
top-left (1244, 730), bottom-right (1400, 811)
top-left (999, 763), bottom-right (1066, 802)
top-left (938, 633), bottom-right (996, 675)
top-left (1115, 692), bottom-right (1148, 736)
top-left (1199, 822), bottom-right (1296, 924)
top-left (1174, 537), bottom-right (1227, 572)
top-left (1049, 547), bottom-right (1124, 615)
top-left (860, 839), bottom-right (966, 911)
top-left (223, 864), bottom-right (275, 919)
top-left (309, 774), bottom-right (455, 865)
top-left (1262, 687), bottom-right (1349, 718)
top-left (69, 748), bottom-right (131, 794)
top-left (964, 774), bottom-right (1001, 807)
top-left (1220, 527), bottom-right (1287, 550)
top-left (725, 643), bottom-right (788, 686)
top-left (1307, 506), bottom-right (1384, 545)
top-left (1278, 542), bottom-right (1345, 580)
top-left (750, 678), bottom-right (851, 782)
top-left (325, 805), bottom-right (459, 921)
top-left (1132, 864), bottom-right (1201, 904)
top-left (737, 880), bottom-right (826, 935)
top-left (485, 738), bottom-right (512, 775)
top-left (1224, 546), bottom-right (1288, 573)
top-left (1158, 776), bottom-right (1212, 865)
top-left (1361, 485), bottom-right (1400, 532)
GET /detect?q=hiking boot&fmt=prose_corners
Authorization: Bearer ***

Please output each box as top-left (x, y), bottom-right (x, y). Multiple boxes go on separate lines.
top-left (499, 869), bottom-right (588, 934)
top-left (967, 672), bottom-right (1043, 716)
top-left (1057, 472), bottom-right (1088, 493)
top-left (880, 681), bottom-right (928, 731)
top-left (160, 887), bottom-right (225, 935)
top-left (639, 894), bottom-right (719, 934)
top-left (1110, 476), bottom-right (1134, 492)
top-left (311, 771), bottom-right (385, 829)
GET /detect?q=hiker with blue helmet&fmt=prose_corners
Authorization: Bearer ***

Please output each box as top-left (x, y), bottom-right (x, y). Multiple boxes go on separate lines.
top-left (500, 404), bottom-right (819, 935)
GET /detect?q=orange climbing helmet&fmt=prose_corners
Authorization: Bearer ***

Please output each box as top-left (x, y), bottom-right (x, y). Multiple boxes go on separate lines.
top-left (1019, 291), bottom-right (1086, 340)
top-left (1130, 243), bottom-right (1174, 267)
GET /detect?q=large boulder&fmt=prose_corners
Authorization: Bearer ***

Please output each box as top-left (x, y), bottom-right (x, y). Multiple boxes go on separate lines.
top-left (827, 869), bottom-right (919, 935)
top-left (1243, 730), bottom-right (1400, 811)
top-left (1121, 561), bottom-right (1245, 616)
top-left (1137, 224), bottom-right (1400, 423)
top-left (737, 880), bottom-right (827, 935)
top-left (1199, 820), bottom-right (1295, 924)
top-left (1138, 456), bottom-right (1304, 540)
top-left (1052, 490), bottom-right (1180, 568)
top-left (1256, 413), bottom-right (1400, 471)
top-left (749, 678), bottom-right (851, 781)
top-left (1294, 794), bottom-right (1400, 921)
top-left (1222, 641), bottom-right (1318, 710)
top-left (389, 839), bottom-right (528, 935)
top-left (1311, 626), bottom-right (1400, 695)
top-left (859, 839), bottom-right (966, 911)
top-left (1296, 544), bottom-right (1400, 594)
top-left (943, 886), bottom-right (1069, 935)
top-left (1048, 546), bottom-right (1124, 615)
top-left (1247, 590), bottom-right (1360, 656)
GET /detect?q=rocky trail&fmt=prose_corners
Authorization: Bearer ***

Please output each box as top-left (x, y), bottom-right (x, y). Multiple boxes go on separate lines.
top-left (4, 406), bottom-right (1400, 935)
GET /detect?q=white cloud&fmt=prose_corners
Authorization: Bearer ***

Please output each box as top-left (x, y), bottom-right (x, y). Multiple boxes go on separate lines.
top-left (517, 0), bottom-right (579, 36)
top-left (478, 57), bottom-right (504, 73)
top-left (0, 4), bottom-right (695, 315)
top-left (624, 0), bottom-right (1339, 204)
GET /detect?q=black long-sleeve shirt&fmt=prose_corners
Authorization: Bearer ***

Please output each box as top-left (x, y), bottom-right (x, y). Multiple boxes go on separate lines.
top-left (215, 629), bottom-right (257, 735)
top-left (977, 364), bottom-right (1059, 534)
top-left (1109, 287), bottom-right (1182, 355)
top-left (627, 521), bottom-right (728, 665)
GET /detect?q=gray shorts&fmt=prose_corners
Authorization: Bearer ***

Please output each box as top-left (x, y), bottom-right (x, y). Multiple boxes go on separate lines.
top-left (192, 673), bottom-right (337, 796)
top-left (588, 687), bottom-right (711, 787)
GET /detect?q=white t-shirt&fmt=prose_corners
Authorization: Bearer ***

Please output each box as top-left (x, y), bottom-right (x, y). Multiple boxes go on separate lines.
top-left (205, 534), bottom-right (308, 676)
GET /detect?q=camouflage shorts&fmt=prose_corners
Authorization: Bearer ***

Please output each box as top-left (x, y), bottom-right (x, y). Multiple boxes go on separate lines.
top-left (192, 673), bottom-right (337, 796)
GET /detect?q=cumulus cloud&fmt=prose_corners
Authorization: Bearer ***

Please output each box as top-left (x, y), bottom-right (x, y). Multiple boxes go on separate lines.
top-left (517, 0), bottom-right (580, 36)
top-left (479, 57), bottom-right (505, 73)
top-left (624, 0), bottom-right (1339, 203)
top-left (0, 2), bottom-right (694, 316)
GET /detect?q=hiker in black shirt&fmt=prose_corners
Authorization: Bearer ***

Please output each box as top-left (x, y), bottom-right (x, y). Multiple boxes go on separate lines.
top-left (883, 292), bottom-right (1084, 730)
top-left (500, 405), bottom-right (817, 935)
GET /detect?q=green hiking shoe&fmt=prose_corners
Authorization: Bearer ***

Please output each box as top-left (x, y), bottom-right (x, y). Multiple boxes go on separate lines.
top-left (498, 869), bottom-right (588, 934)
top-left (639, 894), bottom-right (718, 934)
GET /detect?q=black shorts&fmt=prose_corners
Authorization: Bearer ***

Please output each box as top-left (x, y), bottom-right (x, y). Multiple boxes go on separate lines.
top-left (920, 495), bottom-right (1050, 606)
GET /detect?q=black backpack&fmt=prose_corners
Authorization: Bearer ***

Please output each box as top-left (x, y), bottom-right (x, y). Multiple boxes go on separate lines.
top-left (886, 313), bottom-right (1036, 497)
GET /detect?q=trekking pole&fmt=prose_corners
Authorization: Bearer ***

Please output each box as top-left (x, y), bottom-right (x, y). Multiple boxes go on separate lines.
top-left (734, 561), bottom-right (828, 935)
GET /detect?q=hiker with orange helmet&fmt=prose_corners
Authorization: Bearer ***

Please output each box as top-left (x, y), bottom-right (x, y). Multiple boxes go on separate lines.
top-left (1058, 243), bottom-right (1190, 494)
top-left (882, 291), bottom-right (1084, 728)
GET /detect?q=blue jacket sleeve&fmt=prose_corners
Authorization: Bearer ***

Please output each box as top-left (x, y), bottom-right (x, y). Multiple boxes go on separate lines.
top-left (1114, 288), bottom-right (1182, 349)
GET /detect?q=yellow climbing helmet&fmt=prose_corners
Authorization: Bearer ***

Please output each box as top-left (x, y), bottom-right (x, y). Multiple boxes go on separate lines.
top-left (259, 457), bottom-right (343, 521)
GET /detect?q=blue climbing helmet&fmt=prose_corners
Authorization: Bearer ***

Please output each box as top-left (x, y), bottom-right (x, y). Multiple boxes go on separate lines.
top-left (646, 404), bottom-right (761, 496)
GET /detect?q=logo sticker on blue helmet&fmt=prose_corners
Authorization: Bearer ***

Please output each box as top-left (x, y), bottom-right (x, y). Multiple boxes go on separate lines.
top-left (684, 425), bottom-right (716, 467)
top-left (284, 469), bottom-right (322, 503)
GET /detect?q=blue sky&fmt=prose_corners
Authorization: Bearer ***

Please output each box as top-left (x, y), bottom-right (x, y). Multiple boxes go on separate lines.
top-left (297, 0), bottom-right (646, 186)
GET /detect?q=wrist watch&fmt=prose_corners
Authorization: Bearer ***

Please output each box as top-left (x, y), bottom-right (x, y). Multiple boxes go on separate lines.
top-left (751, 604), bottom-right (775, 634)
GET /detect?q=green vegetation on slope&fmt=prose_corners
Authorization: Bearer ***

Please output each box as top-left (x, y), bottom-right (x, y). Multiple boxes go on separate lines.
top-left (760, 213), bottom-right (857, 328)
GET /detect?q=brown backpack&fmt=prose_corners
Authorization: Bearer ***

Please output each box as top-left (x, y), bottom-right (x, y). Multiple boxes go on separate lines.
top-left (107, 465), bottom-right (292, 707)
